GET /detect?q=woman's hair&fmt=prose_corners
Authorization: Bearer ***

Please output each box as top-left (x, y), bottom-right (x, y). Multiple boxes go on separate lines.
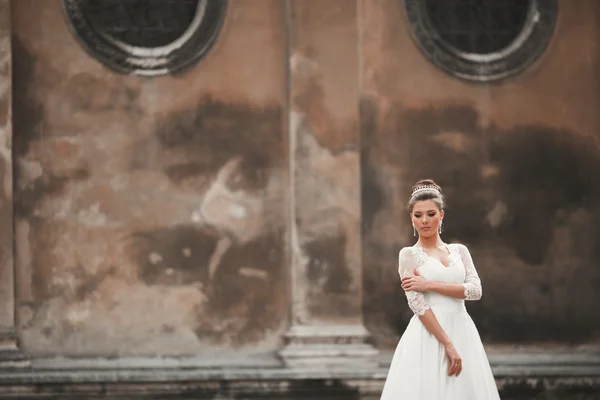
top-left (407, 179), bottom-right (445, 212)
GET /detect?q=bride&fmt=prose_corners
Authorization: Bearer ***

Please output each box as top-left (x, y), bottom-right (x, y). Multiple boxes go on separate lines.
top-left (380, 179), bottom-right (500, 399)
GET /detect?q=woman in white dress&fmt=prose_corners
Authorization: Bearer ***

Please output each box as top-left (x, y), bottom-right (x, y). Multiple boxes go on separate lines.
top-left (380, 179), bottom-right (500, 399)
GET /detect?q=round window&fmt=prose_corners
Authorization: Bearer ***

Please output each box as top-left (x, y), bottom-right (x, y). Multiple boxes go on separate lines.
top-left (63, 0), bottom-right (228, 75)
top-left (404, 0), bottom-right (557, 82)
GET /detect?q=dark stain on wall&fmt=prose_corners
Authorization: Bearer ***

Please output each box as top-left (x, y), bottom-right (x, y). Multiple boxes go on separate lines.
top-left (12, 38), bottom-right (93, 219)
top-left (359, 98), bottom-right (386, 234)
top-left (72, 264), bottom-right (118, 302)
top-left (155, 97), bottom-right (283, 189)
top-left (12, 38), bottom-right (42, 157)
top-left (306, 236), bottom-right (347, 291)
top-left (66, 72), bottom-right (141, 114)
top-left (164, 162), bottom-right (206, 184)
top-left (131, 224), bottom-right (285, 345)
top-left (490, 127), bottom-right (600, 265)
top-left (14, 167), bottom-right (91, 218)
top-left (362, 101), bottom-right (600, 344)
top-left (132, 225), bottom-right (220, 286)
top-left (304, 234), bottom-right (359, 318)
top-left (25, 223), bottom-right (53, 302)
top-left (195, 230), bottom-right (286, 345)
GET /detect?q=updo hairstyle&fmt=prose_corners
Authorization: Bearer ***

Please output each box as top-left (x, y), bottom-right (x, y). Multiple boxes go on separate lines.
top-left (407, 179), bottom-right (445, 213)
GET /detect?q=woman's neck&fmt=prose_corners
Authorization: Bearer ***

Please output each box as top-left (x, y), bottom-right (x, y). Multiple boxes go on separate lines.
top-left (417, 235), bottom-right (444, 249)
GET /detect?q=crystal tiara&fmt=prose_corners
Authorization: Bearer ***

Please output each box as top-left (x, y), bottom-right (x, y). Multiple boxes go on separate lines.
top-left (411, 184), bottom-right (441, 197)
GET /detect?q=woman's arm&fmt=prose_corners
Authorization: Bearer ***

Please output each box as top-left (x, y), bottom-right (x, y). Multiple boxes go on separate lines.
top-left (402, 270), bottom-right (467, 299)
top-left (398, 249), bottom-right (451, 337)
top-left (457, 244), bottom-right (482, 300)
top-left (398, 248), bottom-right (431, 315)
top-left (418, 308), bottom-right (452, 345)
top-left (421, 309), bottom-right (463, 376)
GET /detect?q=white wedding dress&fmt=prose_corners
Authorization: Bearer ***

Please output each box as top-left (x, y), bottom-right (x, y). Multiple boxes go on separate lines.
top-left (380, 243), bottom-right (500, 399)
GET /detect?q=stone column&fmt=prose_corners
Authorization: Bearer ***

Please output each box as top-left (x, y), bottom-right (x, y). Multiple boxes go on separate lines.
top-left (0, 0), bottom-right (28, 370)
top-left (279, 0), bottom-right (378, 366)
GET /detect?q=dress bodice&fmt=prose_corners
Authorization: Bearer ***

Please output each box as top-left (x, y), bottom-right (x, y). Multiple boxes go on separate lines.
top-left (398, 243), bottom-right (483, 315)
top-left (412, 246), bottom-right (465, 284)
top-left (413, 246), bottom-right (466, 312)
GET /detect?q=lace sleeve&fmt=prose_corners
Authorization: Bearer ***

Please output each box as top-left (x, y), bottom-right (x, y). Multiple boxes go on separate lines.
top-left (398, 248), bottom-right (430, 315)
top-left (457, 244), bottom-right (482, 301)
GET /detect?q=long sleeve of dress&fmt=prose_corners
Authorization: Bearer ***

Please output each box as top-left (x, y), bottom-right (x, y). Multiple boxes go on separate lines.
top-left (458, 244), bottom-right (482, 301)
top-left (398, 248), bottom-right (430, 315)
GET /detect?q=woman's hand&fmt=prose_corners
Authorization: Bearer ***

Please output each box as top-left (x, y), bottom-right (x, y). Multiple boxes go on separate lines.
top-left (445, 342), bottom-right (462, 377)
top-left (401, 269), bottom-right (430, 292)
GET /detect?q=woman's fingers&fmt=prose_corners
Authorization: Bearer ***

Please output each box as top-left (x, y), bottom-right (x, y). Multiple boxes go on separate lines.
top-left (454, 360), bottom-right (462, 376)
top-left (448, 358), bottom-right (462, 377)
top-left (448, 363), bottom-right (455, 376)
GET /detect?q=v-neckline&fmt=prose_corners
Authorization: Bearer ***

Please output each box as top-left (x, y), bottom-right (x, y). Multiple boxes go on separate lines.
top-left (414, 244), bottom-right (452, 268)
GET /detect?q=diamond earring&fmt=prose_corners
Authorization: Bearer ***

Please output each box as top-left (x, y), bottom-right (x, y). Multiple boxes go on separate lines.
top-left (438, 220), bottom-right (443, 235)
top-left (413, 225), bottom-right (416, 237)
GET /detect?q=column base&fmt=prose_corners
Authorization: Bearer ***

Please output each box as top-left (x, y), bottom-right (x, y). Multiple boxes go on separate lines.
top-left (0, 327), bottom-right (30, 370)
top-left (278, 324), bottom-right (379, 368)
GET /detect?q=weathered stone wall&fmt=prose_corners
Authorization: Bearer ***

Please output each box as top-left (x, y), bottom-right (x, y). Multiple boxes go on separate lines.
top-left (6, 0), bottom-right (600, 363)
top-left (12, 0), bottom-right (289, 357)
top-left (361, 0), bottom-right (600, 347)
top-left (288, 0), bottom-right (362, 327)
top-left (0, 0), bottom-right (13, 335)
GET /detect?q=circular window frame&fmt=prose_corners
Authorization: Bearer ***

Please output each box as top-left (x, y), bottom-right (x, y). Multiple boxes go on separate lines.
top-left (62, 0), bottom-right (228, 76)
top-left (404, 0), bottom-right (558, 82)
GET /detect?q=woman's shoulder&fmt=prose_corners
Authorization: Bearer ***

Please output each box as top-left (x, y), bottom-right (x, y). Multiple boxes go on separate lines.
top-left (398, 246), bottom-right (427, 264)
top-left (398, 246), bottom-right (421, 269)
top-left (448, 242), bottom-right (470, 254)
top-left (398, 245), bottom-right (418, 256)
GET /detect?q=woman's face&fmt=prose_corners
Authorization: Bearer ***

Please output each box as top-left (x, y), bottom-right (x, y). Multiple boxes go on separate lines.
top-left (411, 200), bottom-right (444, 238)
